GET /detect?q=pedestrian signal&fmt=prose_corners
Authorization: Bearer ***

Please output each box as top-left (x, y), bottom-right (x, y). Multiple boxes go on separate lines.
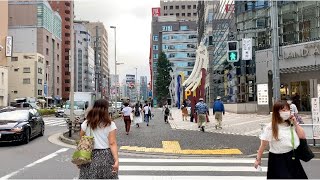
top-left (227, 41), bottom-right (239, 62)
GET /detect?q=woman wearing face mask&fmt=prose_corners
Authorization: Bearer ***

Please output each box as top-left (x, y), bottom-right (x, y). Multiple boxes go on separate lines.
top-left (287, 98), bottom-right (304, 124)
top-left (254, 100), bottom-right (307, 179)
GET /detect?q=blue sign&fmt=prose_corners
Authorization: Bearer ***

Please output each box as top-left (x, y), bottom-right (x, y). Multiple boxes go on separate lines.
top-left (44, 82), bottom-right (48, 97)
top-left (148, 90), bottom-right (152, 97)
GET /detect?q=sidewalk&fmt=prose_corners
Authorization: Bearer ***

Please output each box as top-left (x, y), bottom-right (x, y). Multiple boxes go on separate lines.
top-left (168, 108), bottom-right (312, 137)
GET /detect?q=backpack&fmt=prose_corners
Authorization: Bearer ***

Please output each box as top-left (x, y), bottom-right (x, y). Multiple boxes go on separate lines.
top-left (134, 106), bottom-right (140, 117)
top-left (165, 107), bottom-right (170, 115)
top-left (148, 107), bottom-right (151, 115)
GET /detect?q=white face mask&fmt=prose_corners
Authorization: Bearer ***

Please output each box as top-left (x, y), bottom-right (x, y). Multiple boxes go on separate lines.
top-left (287, 100), bottom-right (292, 104)
top-left (279, 111), bottom-right (290, 120)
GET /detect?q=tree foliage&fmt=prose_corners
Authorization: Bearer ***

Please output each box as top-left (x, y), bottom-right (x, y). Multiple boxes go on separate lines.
top-left (155, 52), bottom-right (172, 105)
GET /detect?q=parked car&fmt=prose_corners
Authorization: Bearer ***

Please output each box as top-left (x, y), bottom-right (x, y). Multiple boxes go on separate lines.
top-left (0, 108), bottom-right (45, 144)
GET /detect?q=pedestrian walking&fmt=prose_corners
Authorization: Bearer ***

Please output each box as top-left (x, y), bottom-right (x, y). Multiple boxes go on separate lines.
top-left (195, 98), bottom-right (208, 132)
top-left (181, 105), bottom-right (188, 121)
top-left (143, 103), bottom-right (151, 126)
top-left (254, 100), bottom-right (308, 179)
top-left (287, 98), bottom-right (304, 124)
top-left (213, 96), bottom-right (225, 129)
top-left (133, 102), bottom-right (143, 128)
top-left (164, 105), bottom-right (170, 123)
top-left (121, 102), bottom-right (133, 135)
top-left (78, 99), bottom-right (119, 179)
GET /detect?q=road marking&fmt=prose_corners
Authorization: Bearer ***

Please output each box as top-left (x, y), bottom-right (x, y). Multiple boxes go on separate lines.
top-left (227, 119), bottom-right (268, 127)
top-left (46, 122), bottom-right (66, 126)
top-left (0, 148), bottom-right (69, 179)
top-left (243, 129), bottom-right (262, 135)
top-left (119, 158), bottom-right (262, 163)
top-left (120, 141), bottom-right (242, 155)
top-left (118, 176), bottom-right (265, 180)
top-left (119, 165), bottom-right (267, 172)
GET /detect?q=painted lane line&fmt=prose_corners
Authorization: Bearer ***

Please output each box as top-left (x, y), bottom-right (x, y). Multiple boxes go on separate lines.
top-left (119, 165), bottom-right (267, 172)
top-left (243, 129), bottom-right (262, 135)
top-left (118, 176), bottom-right (266, 180)
top-left (119, 158), bottom-right (260, 163)
top-left (44, 119), bottom-right (64, 123)
top-left (46, 122), bottom-right (66, 126)
top-left (0, 148), bottom-right (69, 180)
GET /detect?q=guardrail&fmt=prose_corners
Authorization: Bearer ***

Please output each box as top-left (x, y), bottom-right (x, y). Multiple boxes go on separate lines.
top-left (260, 123), bottom-right (320, 146)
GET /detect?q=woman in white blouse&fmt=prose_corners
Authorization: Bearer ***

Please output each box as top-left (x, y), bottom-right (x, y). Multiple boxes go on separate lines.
top-left (254, 100), bottom-right (307, 179)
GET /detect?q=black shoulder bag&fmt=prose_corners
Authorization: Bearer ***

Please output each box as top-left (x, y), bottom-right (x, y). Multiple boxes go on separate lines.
top-left (290, 124), bottom-right (314, 162)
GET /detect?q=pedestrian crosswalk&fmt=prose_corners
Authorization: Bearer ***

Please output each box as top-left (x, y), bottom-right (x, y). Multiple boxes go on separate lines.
top-left (43, 118), bottom-right (66, 127)
top-left (117, 158), bottom-right (267, 180)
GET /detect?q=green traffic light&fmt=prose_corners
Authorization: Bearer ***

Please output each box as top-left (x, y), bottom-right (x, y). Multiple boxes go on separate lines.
top-left (228, 52), bottom-right (238, 61)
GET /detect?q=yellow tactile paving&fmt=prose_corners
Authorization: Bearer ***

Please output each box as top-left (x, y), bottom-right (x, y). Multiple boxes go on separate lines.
top-left (120, 141), bottom-right (243, 155)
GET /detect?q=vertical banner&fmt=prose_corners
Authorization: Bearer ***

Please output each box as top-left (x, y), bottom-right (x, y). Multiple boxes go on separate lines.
top-left (257, 84), bottom-right (268, 105)
top-left (242, 38), bottom-right (252, 60)
top-left (311, 98), bottom-right (320, 139)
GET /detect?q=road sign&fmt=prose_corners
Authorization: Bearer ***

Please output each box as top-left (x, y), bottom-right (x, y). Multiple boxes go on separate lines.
top-left (242, 38), bottom-right (252, 60)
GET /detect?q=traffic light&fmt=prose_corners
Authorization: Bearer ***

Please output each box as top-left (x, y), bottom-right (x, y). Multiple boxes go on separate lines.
top-left (227, 41), bottom-right (239, 62)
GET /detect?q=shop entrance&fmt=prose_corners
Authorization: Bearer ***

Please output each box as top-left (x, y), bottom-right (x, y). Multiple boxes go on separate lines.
top-left (290, 81), bottom-right (311, 111)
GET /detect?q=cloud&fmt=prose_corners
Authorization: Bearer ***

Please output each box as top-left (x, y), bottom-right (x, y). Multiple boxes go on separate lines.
top-left (74, 0), bottom-right (160, 82)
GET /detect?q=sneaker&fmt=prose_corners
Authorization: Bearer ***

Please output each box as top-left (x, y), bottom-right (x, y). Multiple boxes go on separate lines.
top-left (147, 124), bottom-right (149, 126)
top-left (201, 126), bottom-right (205, 132)
top-left (198, 126), bottom-right (201, 128)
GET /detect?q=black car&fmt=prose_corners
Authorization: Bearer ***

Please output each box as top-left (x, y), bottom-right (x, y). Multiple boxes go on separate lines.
top-left (0, 108), bottom-right (45, 144)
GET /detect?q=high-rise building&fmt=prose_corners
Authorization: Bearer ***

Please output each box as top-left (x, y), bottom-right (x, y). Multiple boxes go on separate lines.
top-left (160, 0), bottom-right (198, 21)
top-left (109, 74), bottom-right (119, 101)
top-left (49, 1), bottom-right (74, 101)
top-left (0, 0), bottom-right (9, 106)
top-left (125, 74), bottom-right (136, 100)
top-left (140, 76), bottom-right (148, 101)
top-left (74, 22), bottom-right (95, 93)
top-left (8, 53), bottom-right (45, 102)
top-left (84, 22), bottom-right (109, 99)
top-left (8, 0), bottom-right (62, 102)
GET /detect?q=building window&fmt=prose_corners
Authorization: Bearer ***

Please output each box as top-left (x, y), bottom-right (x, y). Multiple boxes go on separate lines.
top-left (193, 13), bottom-right (197, 16)
top-left (153, 54), bottom-right (158, 59)
top-left (193, 5), bottom-right (197, 9)
top-left (164, 6), bottom-right (167, 10)
top-left (65, 87), bottom-right (70, 92)
top-left (57, 43), bottom-right (60, 49)
top-left (46, 48), bottom-right (49, 55)
top-left (57, 66), bottom-right (60, 72)
top-left (175, 5), bottom-right (179, 9)
top-left (38, 68), bottom-right (42, 74)
top-left (162, 26), bottom-right (173, 31)
top-left (14, 68), bottom-right (19, 72)
top-left (65, 79), bottom-right (70, 83)
top-left (38, 90), bottom-right (42, 96)
top-left (57, 89), bottom-right (59, 95)
top-left (57, 54), bottom-right (60, 61)
top-left (188, 5), bottom-right (191, 9)
top-left (180, 25), bottom-right (189, 30)
top-left (182, 5), bottom-right (185, 9)
top-left (153, 45), bottom-right (158, 50)
top-left (164, 13), bottom-right (167, 16)
top-left (153, 35), bottom-right (158, 41)
top-left (23, 67), bottom-right (31, 73)
top-left (170, 13), bottom-right (174, 16)
top-left (57, 77), bottom-right (59, 84)
top-left (170, 6), bottom-right (173, 9)
top-left (13, 91), bottom-right (18, 94)
top-left (23, 78), bottom-right (31, 84)
top-left (38, 79), bottom-right (42, 85)
top-left (38, 57), bottom-right (43, 63)
top-left (11, 57), bottom-right (18, 61)
top-left (176, 13), bottom-right (180, 17)
top-left (182, 13), bottom-right (185, 16)
top-left (187, 13), bottom-right (191, 17)
top-left (46, 35), bottom-right (49, 43)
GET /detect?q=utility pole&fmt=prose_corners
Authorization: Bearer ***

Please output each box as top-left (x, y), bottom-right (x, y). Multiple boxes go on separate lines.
top-left (95, 26), bottom-right (99, 98)
top-left (110, 26), bottom-right (117, 104)
top-left (69, 49), bottom-right (75, 134)
top-left (271, 0), bottom-right (280, 102)
top-left (135, 67), bottom-right (138, 102)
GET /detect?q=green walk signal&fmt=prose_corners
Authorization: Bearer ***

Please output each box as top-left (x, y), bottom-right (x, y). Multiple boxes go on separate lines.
top-left (227, 51), bottom-right (238, 62)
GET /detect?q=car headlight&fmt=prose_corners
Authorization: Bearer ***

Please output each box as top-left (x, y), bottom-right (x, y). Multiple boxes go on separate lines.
top-left (11, 127), bottom-right (23, 132)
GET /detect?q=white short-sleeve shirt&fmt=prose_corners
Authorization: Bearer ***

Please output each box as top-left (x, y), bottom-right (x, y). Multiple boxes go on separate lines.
top-left (122, 106), bottom-right (133, 116)
top-left (81, 120), bottom-right (117, 149)
top-left (144, 106), bottom-right (150, 115)
top-left (260, 122), bottom-right (300, 154)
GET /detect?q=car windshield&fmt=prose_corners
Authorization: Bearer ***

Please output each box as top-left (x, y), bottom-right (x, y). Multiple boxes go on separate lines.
top-left (65, 101), bottom-right (85, 109)
top-left (0, 110), bottom-right (29, 121)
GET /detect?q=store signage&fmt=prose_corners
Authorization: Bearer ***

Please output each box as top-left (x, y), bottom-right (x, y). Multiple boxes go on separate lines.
top-left (6, 36), bottom-right (13, 57)
top-left (152, 8), bottom-right (161, 17)
top-left (283, 42), bottom-right (320, 59)
top-left (257, 84), bottom-right (268, 105)
top-left (242, 38), bottom-right (252, 60)
top-left (311, 97), bottom-right (320, 139)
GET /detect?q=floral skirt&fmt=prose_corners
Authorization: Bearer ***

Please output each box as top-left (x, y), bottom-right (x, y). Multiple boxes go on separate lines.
top-left (79, 149), bottom-right (118, 179)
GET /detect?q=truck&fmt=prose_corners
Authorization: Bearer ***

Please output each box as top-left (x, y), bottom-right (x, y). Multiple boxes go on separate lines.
top-left (63, 92), bottom-right (96, 118)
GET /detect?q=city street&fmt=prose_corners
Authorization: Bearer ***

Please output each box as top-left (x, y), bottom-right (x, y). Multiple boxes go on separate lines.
top-left (0, 110), bottom-right (319, 179)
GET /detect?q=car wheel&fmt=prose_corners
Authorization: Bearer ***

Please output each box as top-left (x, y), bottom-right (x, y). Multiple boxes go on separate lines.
top-left (23, 128), bottom-right (30, 144)
top-left (39, 124), bottom-right (44, 136)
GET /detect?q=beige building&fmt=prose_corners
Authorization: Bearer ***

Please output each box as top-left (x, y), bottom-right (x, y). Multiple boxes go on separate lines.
top-left (160, 0), bottom-right (198, 21)
top-left (0, 0), bottom-right (9, 106)
top-left (8, 53), bottom-right (45, 102)
top-left (84, 22), bottom-right (109, 99)
top-left (9, 0), bottom-right (62, 100)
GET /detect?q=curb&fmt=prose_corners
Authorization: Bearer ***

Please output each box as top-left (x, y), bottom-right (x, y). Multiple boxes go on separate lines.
top-left (59, 133), bottom-right (77, 146)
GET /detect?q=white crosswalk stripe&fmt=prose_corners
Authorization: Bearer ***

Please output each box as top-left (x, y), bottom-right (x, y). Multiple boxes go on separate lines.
top-left (116, 158), bottom-right (267, 180)
top-left (43, 118), bottom-right (66, 127)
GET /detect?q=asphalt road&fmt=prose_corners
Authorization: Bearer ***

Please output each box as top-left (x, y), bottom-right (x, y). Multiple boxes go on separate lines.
top-left (0, 115), bottom-right (319, 179)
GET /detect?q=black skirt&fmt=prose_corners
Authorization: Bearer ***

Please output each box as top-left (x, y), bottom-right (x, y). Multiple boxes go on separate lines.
top-left (267, 151), bottom-right (308, 179)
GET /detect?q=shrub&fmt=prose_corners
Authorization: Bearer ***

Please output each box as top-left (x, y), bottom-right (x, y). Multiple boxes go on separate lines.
top-left (38, 109), bottom-right (56, 116)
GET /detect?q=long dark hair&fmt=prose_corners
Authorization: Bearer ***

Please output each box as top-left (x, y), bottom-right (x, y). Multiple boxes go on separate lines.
top-left (272, 100), bottom-right (290, 140)
top-left (86, 99), bottom-right (111, 130)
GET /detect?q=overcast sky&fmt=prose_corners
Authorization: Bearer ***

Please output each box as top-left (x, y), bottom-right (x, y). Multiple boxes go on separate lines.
top-left (74, 0), bottom-right (160, 83)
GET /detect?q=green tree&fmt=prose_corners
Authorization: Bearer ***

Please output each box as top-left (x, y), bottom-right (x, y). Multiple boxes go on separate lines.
top-left (155, 52), bottom-right (172, 105)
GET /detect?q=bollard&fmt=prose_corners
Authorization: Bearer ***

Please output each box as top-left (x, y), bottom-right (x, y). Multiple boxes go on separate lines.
top-left (68, 120), bottom-right (72, 137)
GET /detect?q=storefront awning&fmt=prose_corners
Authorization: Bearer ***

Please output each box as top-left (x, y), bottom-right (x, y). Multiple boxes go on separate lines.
top-left (280, 65), bottom-right (320, 74)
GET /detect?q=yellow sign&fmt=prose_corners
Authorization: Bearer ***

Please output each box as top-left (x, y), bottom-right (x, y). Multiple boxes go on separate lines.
top-left (120, 141), bottom-right (242, 155)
